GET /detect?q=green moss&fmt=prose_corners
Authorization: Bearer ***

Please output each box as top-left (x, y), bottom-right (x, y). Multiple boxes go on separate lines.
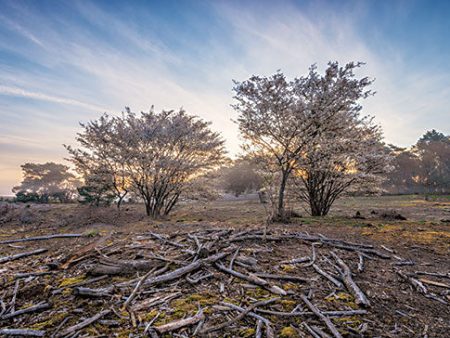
top-left (332, 316), bottom-right (362, 329)
top-left (324, 292), bottom-right (358, 309)
top-left (83, 229), bottom-right (99, 237)
top-left (280, 265), bottom-right (296, 272)
top-left (280, 326), bottom-right (298, 337)
top-left (240, 328), bottom-right (256, 337)
top-left (59, 275), bottom-right (86, 287)
top-left (280, 299), bottom-right (297, 311)
top-left (245, 287), bottom-right (270, 299)
top-left (31, 312), bottom-right (67, 329)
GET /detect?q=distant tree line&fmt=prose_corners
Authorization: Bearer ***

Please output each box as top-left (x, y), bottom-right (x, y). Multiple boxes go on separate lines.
top-left (11, 61), bottom-right (448, 219)
top-left (384, 130), bottom-right (450, 195)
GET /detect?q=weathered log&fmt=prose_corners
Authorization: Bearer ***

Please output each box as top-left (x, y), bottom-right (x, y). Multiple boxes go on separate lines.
top-left (255, 309), bottom-right (368, 317)
top-left (141, 251), bottom-right (230, 288)
top-left (300, 294), bottom-right (343, 338)
top-left (253, 272), bottom-right (310, 283)
top-left (312, 264), bottom-right (343, 289)
top-left (418, 278), bottom-right (450, 289)
top-left (56, 309), bottom-right (111, 337)
top-left (154, 309), bottom-right (204, 334)
top-left (73, 287), bottom-right (113, 298)
top-left (14, 271), bottom-right (54, 279)
top-left (1, 302), bottom-right (50, 320)
top-left (221, 302), bottom-right (275, 338)
top-left (397, 271), bottom-right (428, 294)
top-left (0, 248), bottom-right (47, 264)
top-left (0, 234), bottom-right (83, 245)
top-left (200, 298), bottom-right (279, 334)
top-left (215, 263), bottom-right (287, 295)
top-left (415, 271), bottom-right (450, 279)
top-left (123, 267), bottom-right (157, 308)
top-left (0, 329), bottom-right (46, 337)
top-left (89, 258), bottom-right (162, 275)
top-left (132, 292), bottom-right (182, 312)
top-left (330, 252), bottom-right (370, 307)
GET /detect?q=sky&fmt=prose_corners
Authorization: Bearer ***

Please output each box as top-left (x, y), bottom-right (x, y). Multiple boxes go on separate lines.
top-left (0, 0), bottom-right (449, 196)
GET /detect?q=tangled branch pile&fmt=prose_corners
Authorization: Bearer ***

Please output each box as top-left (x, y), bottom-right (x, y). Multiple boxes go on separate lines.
top-left (0, 229), bottom-right (448, 337)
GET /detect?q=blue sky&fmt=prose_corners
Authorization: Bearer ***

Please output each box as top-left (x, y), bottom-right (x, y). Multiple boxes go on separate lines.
top-left (0, 0), bottom-right (449, 195)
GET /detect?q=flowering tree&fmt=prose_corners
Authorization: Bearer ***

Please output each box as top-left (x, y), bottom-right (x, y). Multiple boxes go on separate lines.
top-left (65, 115), bottom-right (130, 209)
top-left (13, 162), bottom-right (79, 203)
top-left (67, 108), bottom-right (226, 217)
top-left (235, 62), bottom-right (390, 218)
top-left (233, 73), bottom-right (309, 220)
top-left (291, 62), bottom-right (390, 216)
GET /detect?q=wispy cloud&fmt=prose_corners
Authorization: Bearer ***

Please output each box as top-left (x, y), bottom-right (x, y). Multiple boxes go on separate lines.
top-left (0, 85), bottom-right (109, 112)
top-left (0, 14), bottom-right (44, 47)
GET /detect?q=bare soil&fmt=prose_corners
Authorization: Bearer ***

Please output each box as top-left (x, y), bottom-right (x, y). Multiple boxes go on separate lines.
top-left (0, 195), bottom-right (449, 337)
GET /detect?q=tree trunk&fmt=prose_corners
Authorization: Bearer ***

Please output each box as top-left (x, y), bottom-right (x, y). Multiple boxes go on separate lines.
top-left (276, 171), bottom-right (289, 221)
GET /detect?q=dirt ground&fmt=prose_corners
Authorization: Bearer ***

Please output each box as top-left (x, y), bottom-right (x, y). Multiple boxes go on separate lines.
top-left (0, 195), bottom-right (449, 337)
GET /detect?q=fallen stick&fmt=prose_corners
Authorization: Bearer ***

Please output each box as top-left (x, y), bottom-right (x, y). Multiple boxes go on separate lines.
top-left (154, 309), bottom-right (204, 334)
top-left (146, 232), bottom-right (186, 248)
top-left (0, 329), bottom-right (46, 337)
top-left (303, 243), bottom-right (319, 267)
top-left (200, 298), bottom-right (279, 334)
top-left (300, 294), bottom-right (343, 338)
top-left (255, 309), bottom-right (368, 317)
top-left (0, 248), bottom-right (47, 264)
top-left (303, 323), bottom-right (322, 338)
top-left (220, 302), bottom-right (275, 338)
top-left (1, 302), bottom-right (50, 320)
top-left (357, 253), bottom-right (364, 273)
top-left (9, 279), bottom-right (20, 313)
top-left (56, 309), bottom-right (111, 337)
top-left (14, 271), bottom-right (54, 279)
top-left (215, 263), bottom-right (287, 295)
top-left (254, 272), bottom-right (310, 283)
top-left (0, 234), bottom-right (83, 245)
top-left (330, 252), bottom-right (370, 307)
top-left (312, 264), bottom-right (343, 289)
top-left (123, 267), bottom-right (157, 308)
top-left (397, 271), bottom-right (427, 294)
top-left (415, 271), bottom-right (450, 279)
top-left (142, 252), bottom-right (230, 288)
top-left (280, 257), bottom-right (310, 264)
top-left (73, 287), bottom-right (113, 298)
top-left (418, 278), bottom-right (450, 289)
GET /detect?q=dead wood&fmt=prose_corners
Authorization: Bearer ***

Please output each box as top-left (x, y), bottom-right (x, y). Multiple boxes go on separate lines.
top-left (14, 271), bottom-right (54, 279)
top-left (1, 302), bottom-right (50, 320)
top-left (0, 248), bottom-right (47, 264)
top-left (300, 294), bottom-right (343, 338)
top-left (0, 328), bottom-right (46, 337)
top-left (253, 272), bottom-right (310, 283)
top-left (221, 302), bottom-right (275, 338)
top-left (123, 267), bottom-right (157, 308)
top-left (200, 297), bottom-right (279, 334)
top-left (418, 278), bottom-right (450, 289)
top-left (397, 270), bottom-right (428, 294)
top-left (255, 308), bottom-right (367, 317)
top-left (56, 309), bottom-right (111, 337)
top-left (132, 292), bottom-right (182, 312)
top-left (0, 234), bottom-right (83, 245)
top-left (414, 271), bottom-right (450, 279)
top-left (312, 264), bottom-right (343, 289)
top-left (89, 257), bottom-right (162, 275)
top-left (215, 263), bottom-right (287, 295)
top-left (330, 251), bottom-right (371, 307)
top-left (73, 287), bottom-right (113, 298)
top-left (154, 308), bottom-right (204, 334)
